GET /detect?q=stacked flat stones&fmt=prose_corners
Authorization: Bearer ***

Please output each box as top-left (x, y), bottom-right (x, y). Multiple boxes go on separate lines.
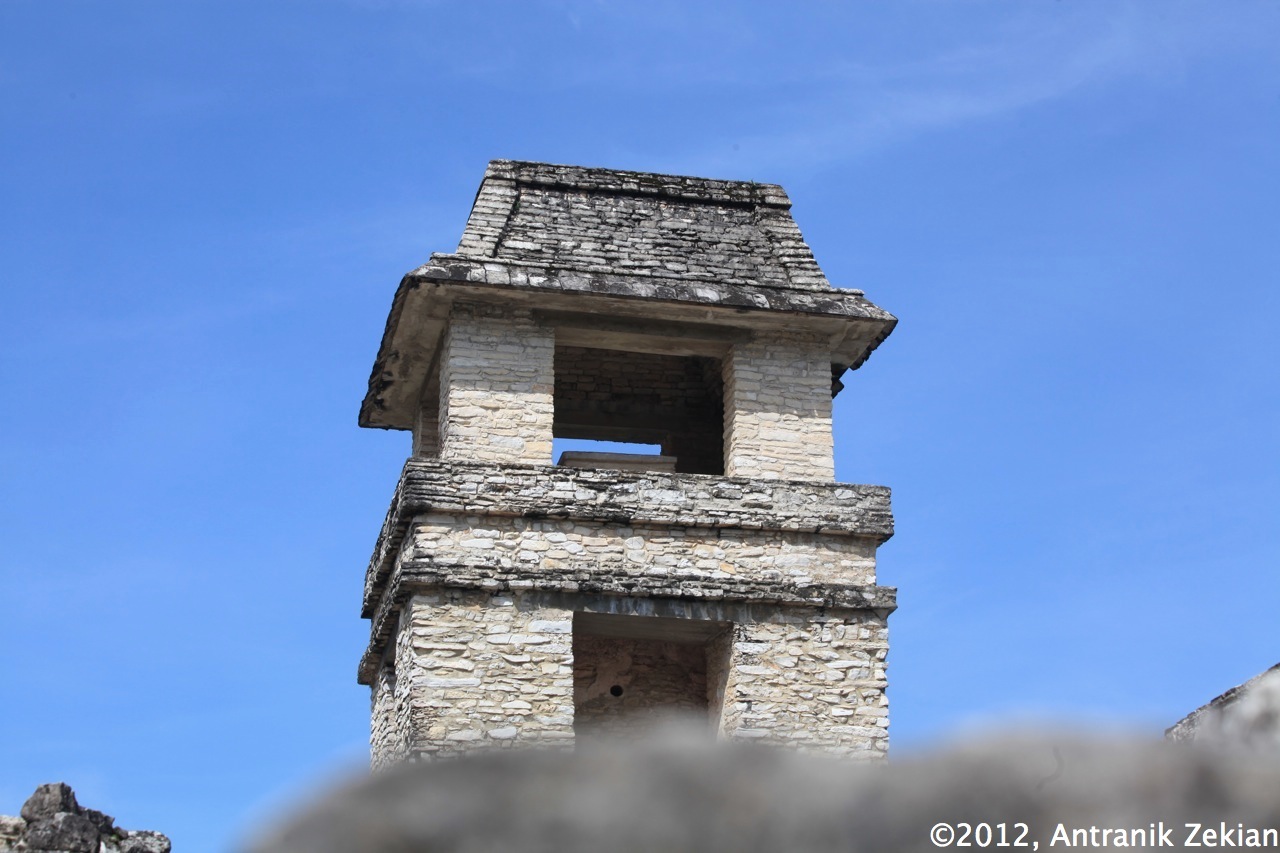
top-left (356, 160), bottom-right (898, 764)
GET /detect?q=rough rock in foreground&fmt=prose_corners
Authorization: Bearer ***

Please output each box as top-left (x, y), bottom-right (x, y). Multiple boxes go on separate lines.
top-left (0, 783), bottom-right (169, 853)
top-left (249, 727), bottom-right (1280, 853)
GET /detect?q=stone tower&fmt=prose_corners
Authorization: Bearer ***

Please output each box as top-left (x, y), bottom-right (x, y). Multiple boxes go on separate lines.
top-left (357, 160), bottom-right (897, 765)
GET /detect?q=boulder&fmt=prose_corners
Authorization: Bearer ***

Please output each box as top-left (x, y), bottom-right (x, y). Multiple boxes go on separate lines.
top-left (1, 784), bottom-right (168, 853)
top-left (19, 783), bottom-right (78, 823)
top-left (24, 811), bottom-right (99, 852)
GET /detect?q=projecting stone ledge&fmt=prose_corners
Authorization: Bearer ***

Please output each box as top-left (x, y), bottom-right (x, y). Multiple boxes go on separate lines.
top-left (357, 561), bottom-right (896, 684)
top-left (361, 257), bottom-right (897, 431)
top-left (411, 255), bottom-right (894, 321)
top-left (362, 458), bottom-right (894, 615)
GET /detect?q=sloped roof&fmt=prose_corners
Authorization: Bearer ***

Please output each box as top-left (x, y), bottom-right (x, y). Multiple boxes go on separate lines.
top-left (360, 160), bottom-right (897, 430)
top-left (454, 160), bottom-right (831, 292)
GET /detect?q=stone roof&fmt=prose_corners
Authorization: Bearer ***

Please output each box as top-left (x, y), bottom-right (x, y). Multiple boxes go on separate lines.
top-left (360, 160), bottom-right (897, 430)
top-left (456, 160), bottom-right (829, 292)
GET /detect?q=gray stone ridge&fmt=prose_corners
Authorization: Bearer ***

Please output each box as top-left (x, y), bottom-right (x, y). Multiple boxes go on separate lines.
top-left (0, 782), bottom-right (170, 853)
top-left (1167, 663), bottom-right (1280, 746)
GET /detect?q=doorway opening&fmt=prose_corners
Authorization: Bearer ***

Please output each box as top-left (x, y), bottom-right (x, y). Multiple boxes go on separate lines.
top-left (572, 612), bottom-right (732, 740)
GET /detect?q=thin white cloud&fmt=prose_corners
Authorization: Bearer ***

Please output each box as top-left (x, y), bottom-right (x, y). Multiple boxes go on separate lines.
top-left (652, 2), bottom-right (1276, 175)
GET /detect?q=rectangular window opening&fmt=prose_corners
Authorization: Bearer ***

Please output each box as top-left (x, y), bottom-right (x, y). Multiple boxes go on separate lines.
top-left (553, 344), bottom-right (724, 475)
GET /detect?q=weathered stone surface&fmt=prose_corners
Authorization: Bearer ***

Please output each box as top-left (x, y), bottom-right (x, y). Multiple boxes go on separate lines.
top-left (362, 459), bottom-right (894, 616)
top-left (81, 806), bottom-right (116, 836)
top-left (464, 160), bottom-right (827, 292)
top-left (0, 816), bottom-right (25, 849)
top-left (723, 332), bottom-right (834, 480)
top-left (438, 304), bottom-right (554, 466)
top-left (24, 811), bottom-right (99, 852)
top-left (117, 830), bottom-right (172, 853)
top-left (1, 784), bottom-right (169, 853)
top-left (20, 783), bottom-right (77, 823)
top-left (248, 733), bottom-right (1280, 853)
top-left (369, 591), bottom-right (576, 767)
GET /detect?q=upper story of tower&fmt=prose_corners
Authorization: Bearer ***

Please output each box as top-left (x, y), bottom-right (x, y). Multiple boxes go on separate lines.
top-left (359, 159), bottom-right (897, 483)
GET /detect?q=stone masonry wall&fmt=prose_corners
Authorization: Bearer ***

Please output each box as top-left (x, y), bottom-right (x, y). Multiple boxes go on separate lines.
top-left (411, 398), bottom-right (439, 458)
top-left (405, 514), bottom-right (877, 588)
top-left (721, 611), bottom-right (889, 755)
top-left (722, 334), bottom-right (834, 481)
top-left (368, 463), bottom-right (893, 593)
top-left (370, 610), bottom-right (418, 768)
top-left (438, 303), bottom-right (554, 465)
top-left (375, 591), bottom-right (576, 763)
top-left (364, 457), bottom-right (893, 762)
top-left (370, 659), bottom-right (399, 766)
top-left (373, 588), bottom-right (890, 761)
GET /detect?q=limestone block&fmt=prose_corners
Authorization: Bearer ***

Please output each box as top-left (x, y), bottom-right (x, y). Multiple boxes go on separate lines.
top-left (372, 591), bottom-right (576, 764)
top-left (438, 304), bottom-right (554, 466)
top-left (723, 335), bottom-right (834, 481)
top-left (406, 516), bottom-right (877, 588)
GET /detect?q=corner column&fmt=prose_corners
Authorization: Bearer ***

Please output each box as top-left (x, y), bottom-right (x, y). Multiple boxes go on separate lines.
top-left (438, 303), bottom-right (555, 465)
top-left (719, 611), bottom-right (889, 756)
top-left (398, 592), bottom-right (576, 759)
top-left (722, 333), bottom-right (835, 481)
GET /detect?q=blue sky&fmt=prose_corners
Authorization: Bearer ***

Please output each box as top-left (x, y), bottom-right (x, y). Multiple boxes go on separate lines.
top-left (2, 1), bottom-right (1277, 849)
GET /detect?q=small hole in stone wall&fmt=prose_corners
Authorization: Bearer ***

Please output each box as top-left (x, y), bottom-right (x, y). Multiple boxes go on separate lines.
top-left (610, 685), bottom-right (624, 697)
